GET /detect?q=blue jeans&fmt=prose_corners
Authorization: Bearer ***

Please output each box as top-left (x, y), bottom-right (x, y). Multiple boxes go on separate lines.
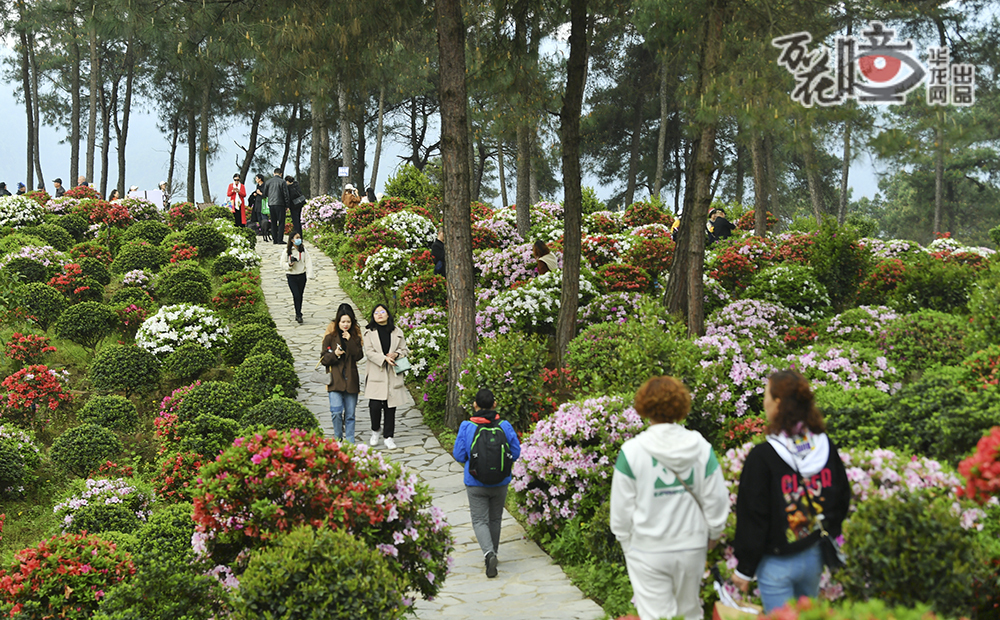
top-left (757, 543), bottom-right (823, 613)
top-left (328, 391), bottom-right (358, 443)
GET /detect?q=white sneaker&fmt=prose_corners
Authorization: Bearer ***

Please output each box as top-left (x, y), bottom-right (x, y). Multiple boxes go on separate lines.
top-left (384, 437), bottom-right (396, 450)
top-left (369, 431), bottom-right (380, 447)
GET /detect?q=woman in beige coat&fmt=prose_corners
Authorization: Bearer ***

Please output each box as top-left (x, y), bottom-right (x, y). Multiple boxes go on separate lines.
top-left (363, 304), bottom-right (409, 450)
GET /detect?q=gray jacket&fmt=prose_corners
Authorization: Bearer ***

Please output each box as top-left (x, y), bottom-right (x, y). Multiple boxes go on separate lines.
top-left (263, 175), bottom-right (289, 207)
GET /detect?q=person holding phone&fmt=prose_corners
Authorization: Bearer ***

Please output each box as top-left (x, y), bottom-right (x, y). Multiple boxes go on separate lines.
top-left (228, 173), bottom-right (247, 226)
top-left (280, 232), bottom-right (313, 324)
top-left (363, 304), bottom-right (409, 450)
top-left (320, 303), bottom-right (363, 443)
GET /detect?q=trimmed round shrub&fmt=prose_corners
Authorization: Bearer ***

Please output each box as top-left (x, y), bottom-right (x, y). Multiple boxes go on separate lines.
top-left (162, 342), bottom-right (218, 382)
top-left (176, 413), bottom-right (239, 457)
top-left (3, 256), bottom-right (48, 283)
top-left (13, 282), bottom-right (68, 330)
top-left (135, 303), bottom-right (229, 357)
top-left (234, 352), bottom-right (299, 404)
top-left (231, 310), bottom-right (277, 330)
top-left (78, 394), bottom-right (141, 433)
top-left (70, 240), bottom-right (113, 265)
top-left (51, 423), bottom-right (124, 477)
top-left (181, 224), bottom-right (227, 258)
top-left (247, 337), bottom-right (294, 365)
top-left (121, 220), bottom-right (171, 246)
top-left (840, 491), bottom-right (991, 616)
top-left (162, 280), bottom-right (210, 305)
top-left (744, 263), bottom-right (832, 324)
top-left (176, 380), bottom-right (244, 423)
top-left (233, 526), bottom-right (408, 620)
top-left (90, 344), bottom-right (161, 396)
top-left (225, 323), bottom-right (281, 364)
top-left (111, 239), bottom-right (168, 274)
top-left (55, 301), bottom-right (119, 350)
top-left (78, 256), bottom-right (112, 286)
top-left (54, 213), bottom-right (90, 241)
top-left (878, 309), bottom-right (971, 378)
top-left (110, 286), bottom-right (155, 308)
top-left (240, 397), bottom-right (319, 432)
top-left (0, 442), bottom-right (29, 498)
top-left (399, 273), bottom-right (447, 309)
top-left (211, 254), bottom-right (244, 276)
top-left (53, 477), bottom-right (154, 535)
top-left (200, 204), bottom-right (232, 220)
top-left (596, 263), bottom-right (651, 293)
top-left (156, 262), bottom-right (211, 303)
top-left (21, 223), bottom-right (74, 251)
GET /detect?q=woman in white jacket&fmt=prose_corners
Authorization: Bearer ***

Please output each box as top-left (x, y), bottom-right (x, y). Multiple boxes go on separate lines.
top-left (610, 375), bottom-right (730, 620)
top-left (362, 304), bottom-right (409, 450)
top-left (280, 232), bottom-right (314, 324)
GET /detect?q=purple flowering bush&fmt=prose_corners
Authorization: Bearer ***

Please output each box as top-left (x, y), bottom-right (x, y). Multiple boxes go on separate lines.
top-left (782, 345), bottom-right (901, 394)
top-left (475, 242), bottom-right (548, 289)
top-left (578, 291), bottom-right (645, 328)
top-left (53, 477), bottom-right (155, 535)
top-left (301, 195), bottom-right (347, 232)
top-left (818, 305), bottom-right (899, 347)
top-left (511, 396), bottom-right (645, 532)
top-left (475, 270), bottom-right (596, 338)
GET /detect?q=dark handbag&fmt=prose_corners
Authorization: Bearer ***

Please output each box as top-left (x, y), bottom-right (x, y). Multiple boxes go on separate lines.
top-left (293, 194), bottom-right (306, 206)
top-left (796, 469), bottom-right (846, 570)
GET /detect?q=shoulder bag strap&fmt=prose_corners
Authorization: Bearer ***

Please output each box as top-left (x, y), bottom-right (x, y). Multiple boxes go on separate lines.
top-left (793, 464), bottom-right (832, 537)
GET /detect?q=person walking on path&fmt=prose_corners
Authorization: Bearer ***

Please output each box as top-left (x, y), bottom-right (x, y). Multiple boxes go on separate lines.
top-left (452, 388), bottom-right (521, 579)
top-left (280, 232), bottom-right (313, 324)
top-left (363, 304), bottom-right (409, 450)
top-left (264, 168), bottom-right (290, 244)
top-left (227, 173), bottom-right (248, 227)
top-left (730, 369), bottom-right (851, 613)
top-left (285, 175), bottom-right (306, 235)
top-left (320, 303), bottom-right (363, 443)
top-left (610, 375), bottom-right (730, 620)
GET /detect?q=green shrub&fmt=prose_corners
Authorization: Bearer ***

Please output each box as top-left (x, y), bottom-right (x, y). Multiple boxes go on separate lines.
top-left (240, 397), bottom-right (319, 432)
top-left (581, 186), bottom-right (605, 216)
top-left (96, 531), bottom-right (140, 557)
top-left (155, 262), bottom-right (211, 304)
top-left (232, 526), bottom-right (408, 620)
top-left (78, 395), bottom-right (141, 433)
top-left (231, 310), bottom-right (277, 330)
top-left (566, 311), bottom-right (699, 398)
top-left (78, 256), bottom-right (112, 286)
top-left (121, 220), bottom-right (171, 246)
top-left (55, 301), bottom-right (119, 350)
top-left (176, 380), bottom-right (245, 423)
top-left (13, 282), bottom-right (68, 330)
top-left (55, 213), bottom-right (90, 241)
top-left (0, 442), bottom-right (29, 498)
top-left (111, 239), bottom-right (168, 274)
top-left (162, 342), bottom-right (218, 382)
top-left (3, 256), bottom-right (48, 283)
top-left (90, 344), bottom-right (161, 396)
top-left (817, 306), bottom-right (899, 347)
top-left (51, 423), bottom-right (124, 477)
top-left (840, 491), bottom-right (991, 617)
top-left (211, 254), bottom-right (244, 276)
top-left (877, 366), bottom-right (1000, 463)
top-left (455, 334), bottom-right (547, 432)
top-left (54, 477), bottom-right (154, 535)
top-left (163, 280), bottom-right (211, 305)
top-left (808, 217), bottom-right (869, 312)
top-left (383, 163), bottom-right (437, 206)
top-left (743, 264), bottom-right (831, 324)
top-left (968, 261), bottom-right (1000, 347)
top-left (21, 223), bottom-right (74, 251)
top-left (70, 240), bottom-right (113, 265)
top-left (234, 352), bottom-right (299, 405)
top-left (136, 502), bottom-right (198, 560)
top-left (109, 286), bottom-right (155, 308)
top-left (547, 500), bottom-right (624, 567)
top-left (247, 337), bottom-right (294, 365)
top-left (177, 414), bottom-right (239, 457)
top-left (814, 385), bottom-right (891, 449)
top-left (890, 253), bottom-right (976, 313)
top-left (878, 309), bottom-right (971, 378)
top-left (181, 224), bottom-right (227, 258)
top-left (200, 204), bottom-right (232, 221)
top-left (225, 323), bottom-right (281, 364)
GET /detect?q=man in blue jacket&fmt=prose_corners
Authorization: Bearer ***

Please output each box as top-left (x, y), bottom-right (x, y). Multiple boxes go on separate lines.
top-left (452, 388), bottom-right (521, 578)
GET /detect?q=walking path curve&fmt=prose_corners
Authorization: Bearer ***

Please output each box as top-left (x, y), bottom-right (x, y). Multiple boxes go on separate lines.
top-left (255, 239), bottom-right (605, 620)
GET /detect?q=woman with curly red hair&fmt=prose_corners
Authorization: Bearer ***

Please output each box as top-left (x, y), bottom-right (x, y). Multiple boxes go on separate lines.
top-left (731, 369), bottom-right (851, 612)
top-left (610, 376), bottom-right (730, 620)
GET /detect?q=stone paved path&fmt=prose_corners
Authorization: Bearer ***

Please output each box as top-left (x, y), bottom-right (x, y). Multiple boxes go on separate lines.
top-left (255, 238), bottom-right (605, 620)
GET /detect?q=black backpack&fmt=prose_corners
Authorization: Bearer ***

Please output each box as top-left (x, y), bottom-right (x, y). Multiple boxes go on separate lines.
top-left (469, 418), bottom-right (513, 485)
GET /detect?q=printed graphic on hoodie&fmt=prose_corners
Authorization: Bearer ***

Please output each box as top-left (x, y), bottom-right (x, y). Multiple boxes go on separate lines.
top-left (651, 458), bottom-right (694, 497)
top-left (780, 469), bottom-right (832, 543)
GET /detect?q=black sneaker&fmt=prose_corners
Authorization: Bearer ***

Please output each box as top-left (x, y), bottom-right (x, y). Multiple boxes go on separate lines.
top-left (485, 551), bottom-right (498, 578)
top-left (295, 315), bottom-right (303, 324)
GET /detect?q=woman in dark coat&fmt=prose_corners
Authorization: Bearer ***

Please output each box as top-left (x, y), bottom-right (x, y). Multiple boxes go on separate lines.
top-left (320, 303), bottom-right (364, 443)
top-left (285, 175), bottom-right (306, 235)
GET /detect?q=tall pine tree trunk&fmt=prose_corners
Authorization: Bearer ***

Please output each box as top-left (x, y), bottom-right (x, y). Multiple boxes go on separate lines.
top-left (624, 86), bottom-right (644, 206)
top-left (497, 140), bottom-right (508, 208)
top-left (116, 40), bottom-right (134, 195)
top-left (199, 78), bottom-right (213, 202)
top-left (436, 0), bottom-right (477, 430)
top-left (516, 126), bottom-right (531, 235)
top-left (186, 104), bottom-right (196, 202)
top-left (934, 125), bottom-right (944, 234)
top-left (19, 25), bottom-right (35, 191)
top-left (555, 0), bottom-right (589, 364)
top-left (751, 134), bottom-right (769, 234)
top-left (839, 120), bottom-right (850, 224)
top-left (370, 87), bottom-right (385, 191)
top-left (70, 1), bottom-right (80, 185)
top-left (654, 60), bottom-right (669, 199)
top-left (280, 103), bottom-right (297, 175)
top-left (240, 105), bottom-right (264, 183)
top-left (87, 16), bottom-right (98, 184)
top-left (29, 33), bottom-right (43, 187)
top-left (319, 113), bottom-right (330, 194)
top-left (166, 112), bottom-right (179, 196)
top-left (99, 82), bottom-right (115, 197)
top-left (310, 97), bottom-right (321, 196)
top-left (338, 83), bottom-right (353, 186)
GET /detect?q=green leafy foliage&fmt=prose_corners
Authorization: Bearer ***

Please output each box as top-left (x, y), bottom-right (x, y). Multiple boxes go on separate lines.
top-left (744, 264), bottom-right (831, 324)
top-left (240, 397), bottom-right (319, 432)
top-left (247, 337), bottom-right (294, 365)
top-left (176, 381), bottom-right (245, 423)
top-left (181, 224), bottom-right (228, 258)
top-left (211, 254), bottom-right (245, 276)
top-left (878, 309), bottom-right (971, 377)
top-left (383, 163), bottom-right (437, 206)
top-left (890, 253), bottom-right (977, 313)
top-left (78, 256), bottom-right (112, 286)
top-left (455, 333), bottom-right (546, 432)
top-left (51, 424), bottom-right (124, 477)
top-left (109, 286), bottom-right (155, 309)
top-left (233, 352), bottom-right (299, 405)
top-left (840, 491), bottom-right (991, 617)
top-left (53, 478), bottom-right (154, 535)
top-left (20, 223), bottom-right (74, 251)
top-left (78, 395), bottom-right (141, 433)
top-left (13, 282), bottom-right (67, 330)
top-left (968, 261), bottom-right (1000, 347)
top-left (225, 322), bottom-right (282, 364)
top-left (54, 213), bottom-right (90, 242)
top-left (122, 221), bottom-right (173, 247)
top-left (155, 262), bottom-right (212, 305)
top-left (814, 386), bottom-right (891, 450)
top-left (3, 256), bottom-right (47, 283)
top-left (232, 526), bottom-right (407, 620)
top-left (176, 414), bottom-right (239, 457)
top-left (808, 217), bottom-right (869, 312)
top-left (0, 442), bottom-right (29, 498)
top-left (89, 344), bottom-right (161, 396)
top-left (162, 342), bottom-right (218, 382)
top-left (110, 240), bottom-right (168, 274)
top-left (55, 301), bottom-right (119, 350)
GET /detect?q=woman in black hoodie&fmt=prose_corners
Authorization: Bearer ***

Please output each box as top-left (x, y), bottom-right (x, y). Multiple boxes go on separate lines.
top-left (731, 369), bottom-right (851, 612)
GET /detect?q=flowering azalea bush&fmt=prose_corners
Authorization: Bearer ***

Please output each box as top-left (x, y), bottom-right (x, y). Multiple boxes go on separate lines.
top-left (586, 210), bottom-right (622, 235)
top-left (119, 197), bottom-right (160, 221)
top-left (47, 262), bottom-right (101, 303)
top-left (470, 224), bottom-right (501, 250)
top-left (212, 279), bottom-right (264, 313)
top-left (169, 242), bottom-right (199, 263)
top-left (455, 334), bottom-right (547, 431)
top-left (0, 244), bottom-right (69, 273)
top-left (784, 325), bottom-right (819, 348)
top-left (597, 263), bottom-right (651, 293)
top-left (773, 232), bottom-right (816, 264)
top-left (301, 195), bottom-right (347, 231)
top-left (578, 291), bottom-right (645, 328)
top-left (511, 395), bottom-right (645, 531)
top-left (4, 332), bottom-right (56, 365)
top-left (53, 477), bottom-right (154, 534)
top-left (621, 201), bottom-right (670, 228)
top-left (0, 424), bottom-right (43, 496)
top-left (69, 241), bottom-right (112, 265)
top-left (475, 243), bottom-right (546, 289)
top-left (475, 271), bottom-right (597, 338)
top-left (191, 429), bottom-right (453, 600)
top-left (64, 185), bottom-right (102, 200)
top-left (153, 381), bottom-right (201, 453)
top-left (0, 533), bottom-right (134, 617)
top-left (76, 199), bottom-right (133, 228)
top-left (708, 245), bottom-right (756, 291)
top-left (376, 210), bottom-right (436, 249)
top-left (623, 236), bottom-right (674, 276)
top-left (582, 235), bottom-right (633, 268)
top-left (135, 303), bottom-right (230, 356)
top-left (744, 264), bottom-right (831, 324)
top-left (1, 364), bottom-right (72, 421)
top-left (0, 195), bottom-right (47, 228)
top-left (857, 258), bottom-right (909, 305)
top-left (819, 306), bottom-right (899, 346)
top-left (956, 426), bottom-right (1000, 504)
top-left (734, 209), bottom-right (776, 231)
top-left (344, 200), bottom-right (405, 234)
top-left (357, 247), bottom-right (415, 292)
top-left (166, 201), bottom-right (199, 229)
top-left (399, 273), bottom-right (446, 309)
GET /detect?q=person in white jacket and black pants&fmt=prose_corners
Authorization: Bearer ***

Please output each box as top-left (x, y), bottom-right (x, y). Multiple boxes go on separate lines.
top-left (610, 375), bottom-right (730, 620)
top-left (280, 232), bottom-right (313, 323)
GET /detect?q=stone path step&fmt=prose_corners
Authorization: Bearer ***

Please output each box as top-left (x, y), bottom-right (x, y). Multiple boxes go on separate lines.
top-left (255, 238), bottom-right (604, 620)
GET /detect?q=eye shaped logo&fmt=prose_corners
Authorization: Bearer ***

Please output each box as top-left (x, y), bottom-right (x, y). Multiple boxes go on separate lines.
top-left (855, 49), bottom-right (926, 98)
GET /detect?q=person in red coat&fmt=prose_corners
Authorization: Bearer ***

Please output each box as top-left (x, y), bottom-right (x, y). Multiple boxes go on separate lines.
top-left (227, 173), bottom-right (248, 226)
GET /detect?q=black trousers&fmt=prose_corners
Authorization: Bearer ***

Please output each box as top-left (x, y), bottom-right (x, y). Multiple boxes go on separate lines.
top-left (370, 399), bottom-right (396, 438)
top-left (289, 203), bottom-right (303, 236)
top-left (285, 273), bottom-right (306, 318)
top-left (271, 205), bottom-right (287, 243)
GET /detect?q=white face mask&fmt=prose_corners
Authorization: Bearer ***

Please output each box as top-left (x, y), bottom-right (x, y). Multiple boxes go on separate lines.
top-left (294, 238), bottom-right (302, 246)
